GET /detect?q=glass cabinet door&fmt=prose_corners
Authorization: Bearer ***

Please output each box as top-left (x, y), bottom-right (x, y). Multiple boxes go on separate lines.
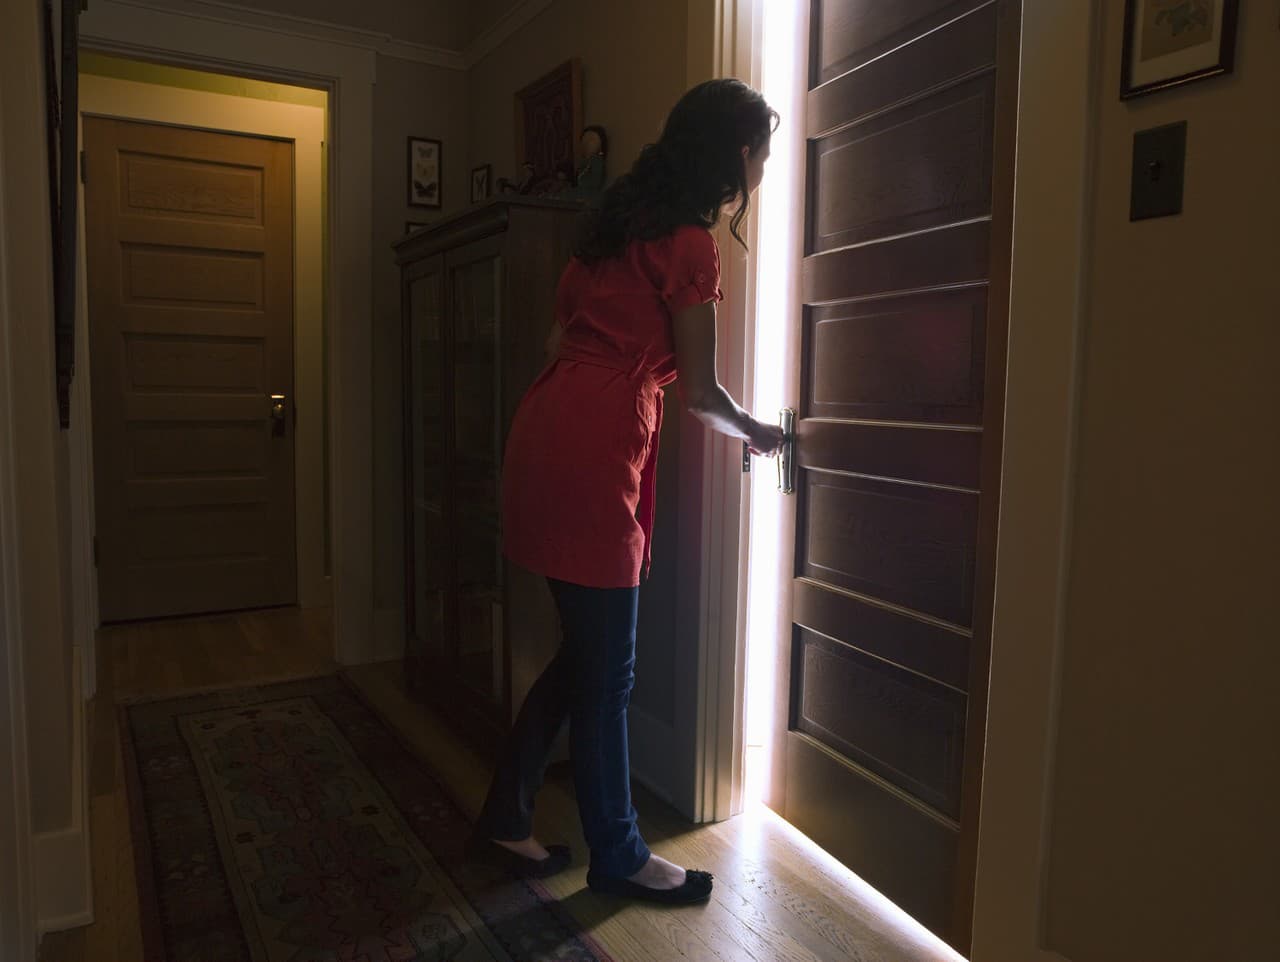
top-left (448, 245), bottom-right (505, 708)
top-left (407, 262), bottom-right (447, 671)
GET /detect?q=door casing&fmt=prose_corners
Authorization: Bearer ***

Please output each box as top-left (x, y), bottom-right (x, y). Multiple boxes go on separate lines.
top-left (76, 0), bottom-right (377, 672)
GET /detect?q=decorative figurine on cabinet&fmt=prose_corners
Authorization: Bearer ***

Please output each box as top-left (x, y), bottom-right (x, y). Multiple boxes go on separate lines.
top-left (573, 124), bottom-right (608, 198)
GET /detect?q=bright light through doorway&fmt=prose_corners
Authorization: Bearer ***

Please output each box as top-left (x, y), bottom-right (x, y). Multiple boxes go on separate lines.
top-left (743, 0), bottom-right (803, 809)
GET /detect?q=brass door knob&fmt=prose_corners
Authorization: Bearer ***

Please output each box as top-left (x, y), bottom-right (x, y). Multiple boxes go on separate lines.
top-left (270, 394), bottom-right (287, 436)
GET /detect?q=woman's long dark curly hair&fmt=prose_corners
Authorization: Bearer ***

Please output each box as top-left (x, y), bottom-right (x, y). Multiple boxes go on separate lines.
top-left (573, 79), bottom-right (778, 265)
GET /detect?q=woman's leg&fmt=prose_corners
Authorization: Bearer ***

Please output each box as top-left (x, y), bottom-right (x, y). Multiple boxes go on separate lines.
top-left (548, 577), bottom-right (651, 879)
top-left (473, 642), bottom-right (572, 843)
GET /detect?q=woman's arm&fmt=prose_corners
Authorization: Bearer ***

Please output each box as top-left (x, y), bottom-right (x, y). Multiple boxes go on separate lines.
top-left (672, 301), bottom-right (784, 455)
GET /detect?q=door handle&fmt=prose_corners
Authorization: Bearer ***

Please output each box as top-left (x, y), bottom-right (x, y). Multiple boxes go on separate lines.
top-left (270, 393), bottom-right (287, 437)
top-left (777, 407), bottom-right (796, 495)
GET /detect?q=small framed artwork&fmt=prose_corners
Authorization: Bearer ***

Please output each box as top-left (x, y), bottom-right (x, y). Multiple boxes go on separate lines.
top-left (1121, 0), bottom-right (1239, 99)
top-left (470, 164), bottom-right (492, 204)
top-left (404, 221), bottom-right (428, 235)
top-left (515, 59), bottom-right (582, 184)
top-left (407, 137), bottom-right (442, 208)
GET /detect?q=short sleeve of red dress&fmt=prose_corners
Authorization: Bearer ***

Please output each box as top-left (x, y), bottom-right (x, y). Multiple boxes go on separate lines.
top-left (659, 225), bottom-right (724, 313)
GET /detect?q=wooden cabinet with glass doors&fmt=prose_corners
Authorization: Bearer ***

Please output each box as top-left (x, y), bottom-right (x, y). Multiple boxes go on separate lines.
top-left (395, 197), bottom-right (582, 748)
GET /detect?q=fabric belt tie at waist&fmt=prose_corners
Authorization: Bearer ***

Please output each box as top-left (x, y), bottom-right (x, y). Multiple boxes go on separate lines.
top-left (556, 348), bottom-right (662, 580)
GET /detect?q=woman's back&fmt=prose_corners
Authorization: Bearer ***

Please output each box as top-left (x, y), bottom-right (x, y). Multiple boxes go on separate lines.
top-left (501, 225), bottom-right (723, 589)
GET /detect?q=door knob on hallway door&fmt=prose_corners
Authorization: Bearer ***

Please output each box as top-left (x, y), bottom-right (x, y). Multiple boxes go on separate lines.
top-left (270, 394), bottom-right (287, 436)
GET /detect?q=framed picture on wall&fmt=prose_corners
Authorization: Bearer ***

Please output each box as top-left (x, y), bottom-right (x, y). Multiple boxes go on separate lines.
top-left (407, 137), bottom-right (442, 208)
top-left (470, 164), bottom-right (492, 204)
top-left (404, 221), bottom-right (428, 235)
top-left (1121, 0), bottom-right (1239, 99)
top-left (515, 59), bottom-right (582, 185)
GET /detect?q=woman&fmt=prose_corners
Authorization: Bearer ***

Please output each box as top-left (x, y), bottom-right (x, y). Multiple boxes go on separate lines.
top-left (466, 79), bottom-right (784, 905)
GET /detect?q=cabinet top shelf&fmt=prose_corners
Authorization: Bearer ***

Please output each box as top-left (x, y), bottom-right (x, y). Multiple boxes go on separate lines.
top-left (393, 195), bottom-right (588, 263)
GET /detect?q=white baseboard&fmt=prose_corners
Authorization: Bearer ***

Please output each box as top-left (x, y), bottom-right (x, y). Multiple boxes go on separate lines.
top-left (371, 606), bottom-right (404, 664)
top-left (35, 648), bottom-right (93, 936)
top-left (34, 825), bottom-right (93, 935)
top-left (628, 705), bottom-right (677, 809)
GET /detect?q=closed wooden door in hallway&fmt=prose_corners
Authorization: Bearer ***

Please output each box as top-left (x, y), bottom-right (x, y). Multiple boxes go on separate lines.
top-left (762, 0), bottom-right (1020, 950)
top-left (83, 117), bottom-right (297, 622)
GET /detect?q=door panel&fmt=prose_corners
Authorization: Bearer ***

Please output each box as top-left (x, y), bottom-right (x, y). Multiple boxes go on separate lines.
top-left (784, 733), bottom-right (958, 926)
top-left (800, 473), bottom-right (978, 625)
top-left (808, 288), bottom-right (988, 423)
top-left (794, 629), bottom-right (966, 814)
top-left (775, 0), bottom-right (1018, 947)
top-left (811, 0), bottom-right (982, 86)
top-left (85, 117), bottom-right (295, 621)
top-left (792, 579), bottom-right (971, 692)
top-left (797, 420), bottom-right (982, 488)
top-left (810, 0), bottom-right (999, 127)
top-left (803, 220), bottom-right (990, 304)
top-left (809, 77), bottom-right (994, 253)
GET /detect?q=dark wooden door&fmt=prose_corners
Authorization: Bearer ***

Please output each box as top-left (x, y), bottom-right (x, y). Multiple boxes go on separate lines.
top-left (772, 0), bottom-right (1019, 948)
top-left (84, 117), bottom-right (296, 622)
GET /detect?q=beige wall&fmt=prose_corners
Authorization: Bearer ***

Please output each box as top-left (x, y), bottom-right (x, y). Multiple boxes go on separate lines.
top-left (465, 0), bottom-right (689, 197)
top-left (1043, 6), bottom-right (1279, 961)
top-left (79, 51), bottom-right (329, 108)
top-left (371, 54), bottom-right (471, 625)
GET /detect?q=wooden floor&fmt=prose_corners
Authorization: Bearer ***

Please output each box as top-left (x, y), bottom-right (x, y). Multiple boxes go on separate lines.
top-left (39, 608), bottom-right (960, 962)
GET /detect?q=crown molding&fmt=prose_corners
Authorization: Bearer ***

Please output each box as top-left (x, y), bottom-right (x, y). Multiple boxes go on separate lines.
top-left (84, 0), bottom-right (561, 73)
top-left (463, 0), bottom-right (554, 67)
top-left (96, 0), bottom-right (467, 70)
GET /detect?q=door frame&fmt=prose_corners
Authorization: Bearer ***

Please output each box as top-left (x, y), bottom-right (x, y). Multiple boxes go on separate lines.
top-left (699, 0), bottom-right (1097, 957)
top-left (75, 0), bottom-right (377, 669)
top-left (77, 82), bottom-right (327, 628)
top-left (681, 0), bottom-right (765, 825)
top-left (0, 89), bottom-right (38, 962)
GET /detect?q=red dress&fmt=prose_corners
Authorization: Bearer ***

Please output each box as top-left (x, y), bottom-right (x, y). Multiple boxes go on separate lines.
top-left (501, 225), bottom-right (723, 588)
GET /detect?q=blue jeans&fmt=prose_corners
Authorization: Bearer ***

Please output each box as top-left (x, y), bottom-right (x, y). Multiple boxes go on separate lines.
top-left (474, 578), bottom-right (651, 878)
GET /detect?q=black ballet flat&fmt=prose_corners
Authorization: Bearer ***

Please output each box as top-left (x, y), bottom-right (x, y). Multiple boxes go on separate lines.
top-left (586, 868), bottom-right (714, 904)
top-left (464, 835), bottom-right (572, 879)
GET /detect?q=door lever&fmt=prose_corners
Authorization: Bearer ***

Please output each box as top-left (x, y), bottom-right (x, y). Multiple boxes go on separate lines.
top-left (777, 407), bottom-right (796, 495)
top-left (270, 394), bottom-right (287, 437)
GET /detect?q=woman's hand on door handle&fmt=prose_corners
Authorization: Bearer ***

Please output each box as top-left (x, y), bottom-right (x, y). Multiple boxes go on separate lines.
top-left (745, 418), bottom-right (785, 458)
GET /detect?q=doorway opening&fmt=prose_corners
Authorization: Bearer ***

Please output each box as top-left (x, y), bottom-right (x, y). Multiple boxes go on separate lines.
top-left (72, 54), bottom-right (332, 672)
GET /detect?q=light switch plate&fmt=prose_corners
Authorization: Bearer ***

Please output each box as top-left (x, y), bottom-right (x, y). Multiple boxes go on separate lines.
top-left (1130, 121), bottom-right (1187, 221)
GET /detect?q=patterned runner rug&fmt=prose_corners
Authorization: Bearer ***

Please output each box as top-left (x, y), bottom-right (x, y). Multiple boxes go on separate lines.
top-left (120, 674), bottom-right (613, 962)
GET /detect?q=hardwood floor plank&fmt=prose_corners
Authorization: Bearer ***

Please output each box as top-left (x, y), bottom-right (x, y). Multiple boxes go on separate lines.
top-left (42, 611), bottom-right (955, 962)
top-left (643, 815), bottom-right (864, 958)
